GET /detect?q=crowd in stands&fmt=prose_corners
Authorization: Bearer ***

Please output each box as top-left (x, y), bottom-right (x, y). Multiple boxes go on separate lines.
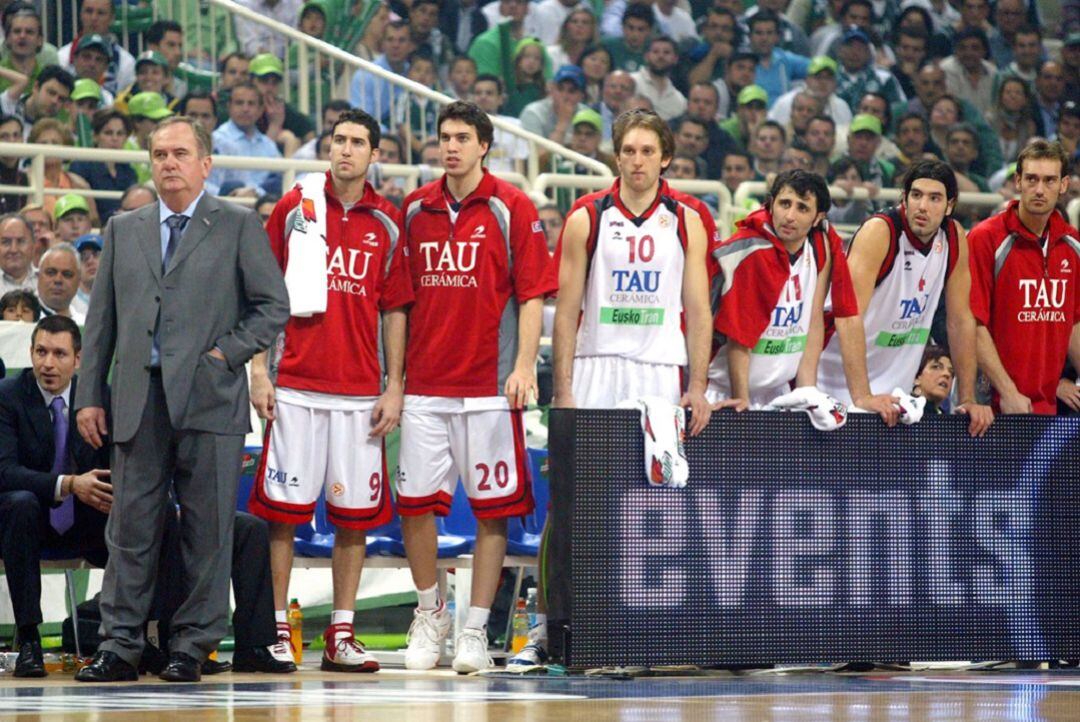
top-left (0, 0), bottom-right (1078, 361)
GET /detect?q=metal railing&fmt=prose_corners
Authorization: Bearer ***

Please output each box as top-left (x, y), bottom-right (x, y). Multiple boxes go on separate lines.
top-left (532, 173), bottom-right (731, 226)
top-left (0, 143), bottom-right (537, 212)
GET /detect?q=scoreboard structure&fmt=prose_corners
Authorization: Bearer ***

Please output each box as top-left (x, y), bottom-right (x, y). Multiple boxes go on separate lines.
top-left (547, 410), bottom-right (1080, 668)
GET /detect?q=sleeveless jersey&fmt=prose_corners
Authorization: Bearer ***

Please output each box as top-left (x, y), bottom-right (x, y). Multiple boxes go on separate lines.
top-left (575, 181), bottom-right (690, 366)
top-left (819, 207), bottom-right (959, 403)
top-left (709, 243), bottom-right (820, 406)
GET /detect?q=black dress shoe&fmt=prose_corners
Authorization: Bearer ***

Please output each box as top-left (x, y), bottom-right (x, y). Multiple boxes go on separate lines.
top-left (159, 652), bottom-right (201, 682)
top-left (75, 650), bottom-right (138, 682)
top-left (13, 639), bottom-right (46, 678)
top-left (232, 645), bottom-right (298, 674)
top-left (201, 658), bottom-right (233, 675)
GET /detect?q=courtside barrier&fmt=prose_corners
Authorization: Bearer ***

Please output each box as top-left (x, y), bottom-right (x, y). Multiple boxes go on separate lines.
top-left (548, 409), bottom-right (1080, 668)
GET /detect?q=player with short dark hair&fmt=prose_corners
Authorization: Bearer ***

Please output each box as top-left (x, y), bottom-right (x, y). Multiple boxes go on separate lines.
top-left (969, 139), bottom-right (1080, 414)
top-left (708, 170), bottom-right (858, 408)
top-left (818, 158), bottom-right (994, 434)
top-left (249, 107), bottom-right (412, 673)
top-left (397, 101), bottom-right (554, 674)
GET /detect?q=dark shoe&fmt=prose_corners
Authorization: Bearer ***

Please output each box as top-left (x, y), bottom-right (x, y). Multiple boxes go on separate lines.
top-left (159, 651), bottom-right (201, 682)
top-left (201, 658), bottom-right (233, 675)
top-left (232, 645), bottom-right (297, 674)
top-left (138, 642), bottom-right (168, 676)
top-left (75, 650), bottom-right (138, 682)
top-left (13, 639), bottom-right (46, 678)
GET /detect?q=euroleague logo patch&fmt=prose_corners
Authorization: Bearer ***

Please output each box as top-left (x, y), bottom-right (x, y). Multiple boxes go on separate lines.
top-left (331, 483), bottom-right (345, 497)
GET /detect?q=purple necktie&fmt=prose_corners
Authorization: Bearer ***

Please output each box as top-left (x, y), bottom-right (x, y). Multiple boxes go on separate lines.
top-left (49, 395), bottom-right (73, 535)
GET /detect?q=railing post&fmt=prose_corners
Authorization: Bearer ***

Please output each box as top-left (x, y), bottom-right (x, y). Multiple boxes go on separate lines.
top-left (297, 44), bottom-right (310, 116)
top-left (29, 154), bottom-right (45, 206)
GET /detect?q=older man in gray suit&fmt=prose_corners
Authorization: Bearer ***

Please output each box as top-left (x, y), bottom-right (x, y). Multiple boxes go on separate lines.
top-left (72, 116), bottom-right (289, 683)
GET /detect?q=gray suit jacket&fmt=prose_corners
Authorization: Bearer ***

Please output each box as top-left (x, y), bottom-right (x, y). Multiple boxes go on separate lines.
top-left (75, 193), bottom-right (289, 443)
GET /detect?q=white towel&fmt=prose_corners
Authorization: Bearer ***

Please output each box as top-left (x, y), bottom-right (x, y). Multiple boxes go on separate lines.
top-left (891, 387), bottom-right (926, 425)
top-left (618, 397), bottom-right (689, 488)
top-left (283, 172), bottom-right (329, 317)
top-left (849, 388), bottom-right (925, 424)
top-left (765, 386), bottom-right (848, 431)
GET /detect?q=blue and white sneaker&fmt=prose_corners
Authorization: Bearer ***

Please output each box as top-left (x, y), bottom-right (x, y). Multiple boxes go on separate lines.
top-left (508, 627), bottom-right (548, 668)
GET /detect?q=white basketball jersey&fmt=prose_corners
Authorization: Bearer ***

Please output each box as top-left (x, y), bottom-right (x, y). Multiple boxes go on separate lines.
top-left (708, 245), bottom-right (819, 407)
top-left (575, 189), bottom-right (688, 366)
top-left (819, 209), bottom-right (957, 403)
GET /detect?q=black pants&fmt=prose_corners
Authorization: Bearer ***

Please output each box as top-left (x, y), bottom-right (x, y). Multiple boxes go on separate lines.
top-left (157, 512), bottom-right (276, 650)
top-left (0, 490), bottom-right (108, 629)
top-left (0, 493), bottom-right (274, 650)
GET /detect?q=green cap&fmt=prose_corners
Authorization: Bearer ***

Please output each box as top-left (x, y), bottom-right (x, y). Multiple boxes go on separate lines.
top-left (737, 84), bottom-right (768, 107)
top-left (53, 193), bottom-right (90, 220)
top-left (128, 91), bottom-right (173, 120)
top-left (135, 50), bottom-right (170, 69)
top-left (301, 0), bottom-right (331, 19)
top-left (513, 36), bottom-right (545, 59)
top-left (249, 53), bottom-right (285, 77)
top-left (75, 33), bottom-right (112, 56)
top-left (571, 107), bottom-right (602, 132)
top-left (71, 78), bottom-right (102, 102)
top-left (849, 113), bottom-right (883, 136)
top-left (807, 56), bottom-right (838, 75)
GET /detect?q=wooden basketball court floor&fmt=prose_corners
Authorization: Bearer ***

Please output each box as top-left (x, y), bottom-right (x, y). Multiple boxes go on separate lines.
top-left (3, 662), bottom-right (1080, 721)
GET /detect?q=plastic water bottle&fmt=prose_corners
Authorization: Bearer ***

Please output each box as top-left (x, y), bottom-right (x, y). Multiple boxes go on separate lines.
top-left (288, 598), bottom-right (303, 665)
top-left (511, 598), bottom-right (529, 653)
top-left (525, 587), bottom-right (538, 628)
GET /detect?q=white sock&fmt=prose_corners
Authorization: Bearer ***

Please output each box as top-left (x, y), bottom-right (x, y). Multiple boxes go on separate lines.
top-left (465, 606), bottom-right (490, 630)
top-left (533, 614), bottom-right (548, 638)
top-left (275, 610), bottom-right (287, 625)
top-left (330, 610), bottom-right (354, 643)
top-left (331, 610), bottom-right (354, 626)
top-left (417, 584), bottom-right (440, 611)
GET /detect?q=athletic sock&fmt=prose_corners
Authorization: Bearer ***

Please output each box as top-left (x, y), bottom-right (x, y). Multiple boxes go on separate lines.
top-left (465, 606), bottom-right (490, 630)
top-left (329, 610), bottom-right (355, 643)
top-left (275, 610), bottom-right (287, 626)
top-left (417, 583), bottom-right (440, 611)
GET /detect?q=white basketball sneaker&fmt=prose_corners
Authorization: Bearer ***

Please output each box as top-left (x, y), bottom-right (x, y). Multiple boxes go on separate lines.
top-left (452, 627), bottom-right (494, 674)
top-left (404, 604), bottom-right (452, 670)
top-left (321, 623), bottom-right (380, 673)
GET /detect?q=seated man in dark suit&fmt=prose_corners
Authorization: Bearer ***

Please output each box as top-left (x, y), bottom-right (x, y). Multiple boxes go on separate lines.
top-left (0, 317), bottom-right (295, 677)
top-left (0, 315), bottom-right (110, 677)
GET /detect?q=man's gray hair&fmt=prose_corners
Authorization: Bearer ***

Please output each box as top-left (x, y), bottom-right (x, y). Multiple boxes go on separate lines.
top-left (148, 115), bottom-right (213, 157)
top-left (0, 212), bottom-right (34, 245)
top-left (41, 241), bottom-right (80, 272)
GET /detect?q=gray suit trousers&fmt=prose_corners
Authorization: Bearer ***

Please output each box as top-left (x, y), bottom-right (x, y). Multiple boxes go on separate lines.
top-left (98, 374), bottom-right (242, 665)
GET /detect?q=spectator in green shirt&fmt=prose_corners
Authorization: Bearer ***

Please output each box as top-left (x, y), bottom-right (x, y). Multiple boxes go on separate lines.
top-left (504, 37), bottom-right (549, 118)
top-left (249, 53), bottom-right (316, 157)
top-left (469, 0), bottom-right (532, 82)
top-left (719, 84), bottom-right (769, 151)
top-left (602, 3), bottom-right (653, 73)
top-left (0, 4), bottom-right (49, 95)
